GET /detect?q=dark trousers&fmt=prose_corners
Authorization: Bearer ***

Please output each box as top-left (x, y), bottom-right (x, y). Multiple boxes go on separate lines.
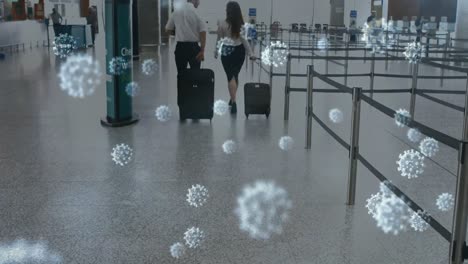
top-left (53, 24), bottom-right (61, 36)
top-left (175, 42), bottom-right (201, 73)
top-left (91, 26), bottom-right (96, 44)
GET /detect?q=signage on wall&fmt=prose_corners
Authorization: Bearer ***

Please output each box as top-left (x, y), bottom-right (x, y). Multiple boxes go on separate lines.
top-left (373, 0), bottom-right (382, 6)
top-left (350, 10), bottom-right (357, 18)
top-left (249, 8), bottom-right (256, 17)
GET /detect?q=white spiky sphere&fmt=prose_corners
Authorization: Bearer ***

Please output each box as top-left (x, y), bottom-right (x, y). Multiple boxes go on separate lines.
top-left (419, 137), bottom-right (439, 157)
top-left (183, 227), bottom-right (205, 249)
top-left (213, 100), bottom-right (229, 116)
top-left (186, 184), bottom-right (209, 208)
top-left (169, 242), bottom-right (186, 259)
top-left (396, 149), bottom-right (425, 179)
top-left (155, 105), bottom-right (172, 122)
top-left (222, 140), bottom-right (237, 154)
top-left (58, 54), bottom-right (101, 98)
top-left (278, 136), bottom-right (294, 151)
top-left (407, 128), bottom-right (422, 143)
top-left (329, 108), bottom-right (344, 123)
top-left (436, 193), bottom-right (455, 212)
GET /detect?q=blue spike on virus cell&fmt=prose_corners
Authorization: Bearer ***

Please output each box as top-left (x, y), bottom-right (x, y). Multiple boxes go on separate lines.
top-left (396, 149), bottom-right (425, 179)
top-left (419, 137), bottom-right (439, 158)
top-left (183, 227), bottom-right (205, 249)
top-left (53, 34), bottom-right (77, 58)
top-left (213, 100), bottom-right (229, 116)
top-left (141, 59), bottom-right (158, 76)
top-left (109, 56), bottom-right (130, 75)
top-left (186, 184), bottom-right (209, 208)
top-left (169, 242), bottom-right (186, 259)
top-left (125, 82), bottom-right (140, 97)
top-left (278, 136), bottom-right (294, 151)
top-left (436, 193), bottom-right (454, 212)
top-left (234, 180), bottom-right (292, 240)
top-left (58, 54), bottom-right (102, 98)
top-left (155, 105), bottom-right (172, 122)
top-left (222, 140), bottom-right (237, 154)
top-left (111, 143), bottom-right (133, 166)
top-left (329, 108), bottom-right (343, 123)
top-left (261, 41), bottom-right (289, 67)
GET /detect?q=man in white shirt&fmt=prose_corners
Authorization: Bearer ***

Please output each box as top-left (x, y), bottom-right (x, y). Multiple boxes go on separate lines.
top-left (165, 0), bottom-right (207, 73)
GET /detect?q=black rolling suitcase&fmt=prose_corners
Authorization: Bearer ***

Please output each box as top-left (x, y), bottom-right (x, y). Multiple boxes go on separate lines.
top-left (244, 63), bottom-right (271, 119)
top-left (177, 69), bottom-right (215, 121)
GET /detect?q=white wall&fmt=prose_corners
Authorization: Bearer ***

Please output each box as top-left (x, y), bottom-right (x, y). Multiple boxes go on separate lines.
top-left (199, 0), bottom-right (329, 31)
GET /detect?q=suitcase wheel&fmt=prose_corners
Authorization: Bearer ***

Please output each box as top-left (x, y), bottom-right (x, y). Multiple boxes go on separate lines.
top-left (245, 114), bottom-right (249, 119)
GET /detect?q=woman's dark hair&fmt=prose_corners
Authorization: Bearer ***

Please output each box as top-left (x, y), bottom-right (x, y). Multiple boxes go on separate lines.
top-left (226, 1), bottom-right (244, 38)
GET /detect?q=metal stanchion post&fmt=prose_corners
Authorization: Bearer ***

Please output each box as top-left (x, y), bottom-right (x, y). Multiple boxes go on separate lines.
top-left (284, 54), bottom-right (292, 120)
top-left (441, 32), bottom-right (450, 87)
top-left (410, 62), bottom-right (419, 117)
top-left (385, 30), bottom-right (389, 70)
top-left (269, 63), bottom-right (274, 92)
top-left (370, 53), bottom-right (376, 94)
top-left (298, 31), bottom-right (302, 62)
top-left (325, 47), bottom-right (329, 75)
top-left (345, 40), bottom-right (349, 86)
top-left (305, 65), bottom-right (314, 149)
top-left (463, 73), bottom-right (468, 140)
top-left (346, 87), bottom-right (362, 206)
top-left (450, 141), bottom-right (468, 264)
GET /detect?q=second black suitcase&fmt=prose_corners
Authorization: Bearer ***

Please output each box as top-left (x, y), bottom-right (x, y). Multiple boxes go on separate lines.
top-left (244, 82), bottom-right (271, 119)
top-left (177, 69), bottom-right (215, 121)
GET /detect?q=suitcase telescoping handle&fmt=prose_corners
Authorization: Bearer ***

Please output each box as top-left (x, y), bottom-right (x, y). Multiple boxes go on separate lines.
top-left (250, 57), bottom-right (262, 83)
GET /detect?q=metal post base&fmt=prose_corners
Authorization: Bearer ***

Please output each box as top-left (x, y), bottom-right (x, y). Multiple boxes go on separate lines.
top-left (101, 115), bottom-right (139, 127)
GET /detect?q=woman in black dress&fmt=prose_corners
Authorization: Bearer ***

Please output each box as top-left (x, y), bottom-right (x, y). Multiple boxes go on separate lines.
top-left (215, 1), bottom-right (255, 114)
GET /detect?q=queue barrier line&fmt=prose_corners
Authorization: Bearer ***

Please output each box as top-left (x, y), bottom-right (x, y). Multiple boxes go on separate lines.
top-left (373, 73), bottom-right (467, 80)
top-left (359, 93), bottom-right (460, 150)
top-left (416, 92), bottom-right (465, 112)
top-left (418, 89), bottom-right (466, 95)
top-left (311, 112), bottom-right (452, 242)
top-left (422, 60), bottom-right (468, 74)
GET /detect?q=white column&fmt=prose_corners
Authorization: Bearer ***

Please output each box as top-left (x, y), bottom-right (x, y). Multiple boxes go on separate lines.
top-left (455, 0), bottom-right (468, 49)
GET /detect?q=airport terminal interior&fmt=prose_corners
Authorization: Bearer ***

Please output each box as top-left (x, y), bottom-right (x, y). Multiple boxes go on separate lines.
top-left (1, 0), bottom-right (468, 263)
